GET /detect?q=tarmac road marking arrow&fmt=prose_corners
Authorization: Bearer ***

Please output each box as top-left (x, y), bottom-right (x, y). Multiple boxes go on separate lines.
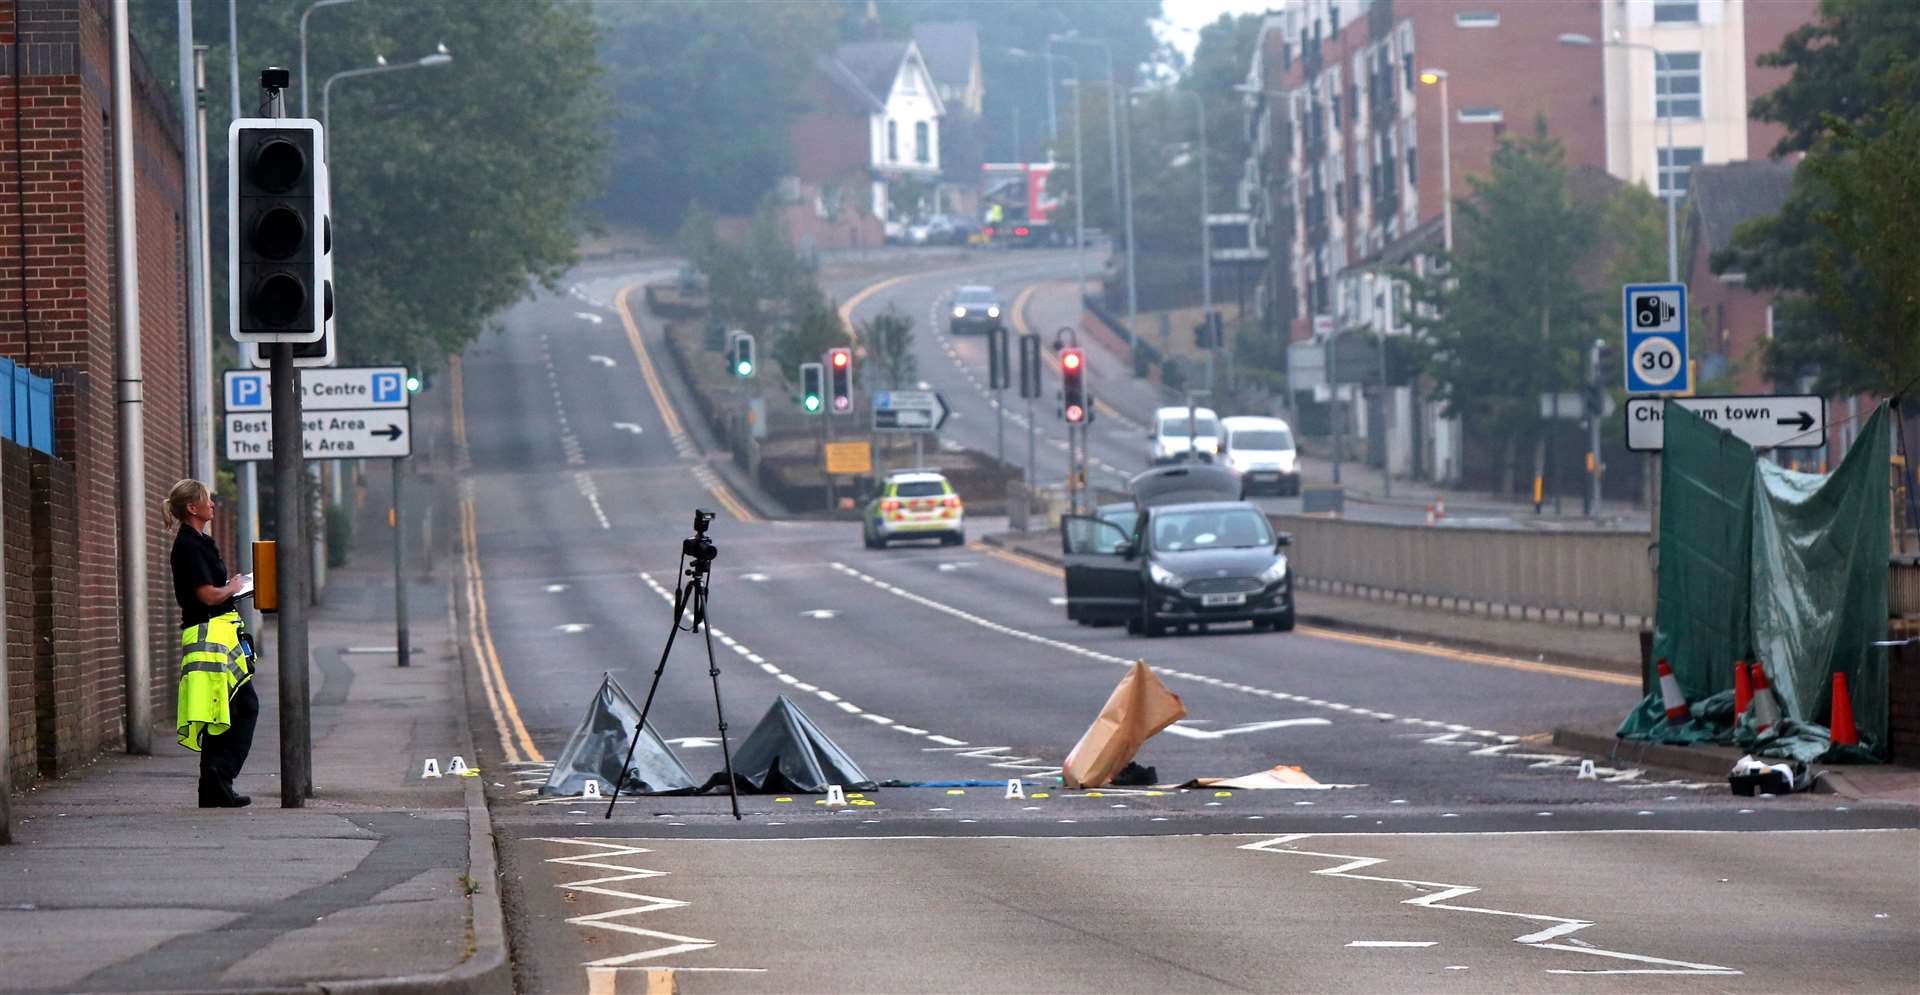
top-left (588, 354), bottom-right (617, 367)
top-left (612, 422), bottom-right (643, 434)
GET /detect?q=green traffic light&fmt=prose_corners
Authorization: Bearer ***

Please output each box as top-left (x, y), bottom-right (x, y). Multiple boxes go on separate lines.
top-left (803, 394), bottom-right (821, 412)
top-left (405, 376), bottom-right (422, 392)
top-left (736, 360), bottom-right (753, 377)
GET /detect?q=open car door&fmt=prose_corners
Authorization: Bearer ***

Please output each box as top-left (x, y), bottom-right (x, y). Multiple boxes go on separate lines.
top-left (1062, 515), bottom-right (1140, 624)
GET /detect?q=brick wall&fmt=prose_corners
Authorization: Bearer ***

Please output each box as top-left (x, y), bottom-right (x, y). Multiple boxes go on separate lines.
top-left (1891, 641), bottom-right (1920, 766)
top-left (0, 0), bottom-right (189, 783)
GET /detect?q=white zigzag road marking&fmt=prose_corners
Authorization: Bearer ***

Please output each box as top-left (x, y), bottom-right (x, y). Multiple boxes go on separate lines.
top-left (1240, 835), bottom-right (1740, 976)
top-left (923, 745), bottom-right (1063, 778)
top-left (536, 837), bottom-right (717, 969)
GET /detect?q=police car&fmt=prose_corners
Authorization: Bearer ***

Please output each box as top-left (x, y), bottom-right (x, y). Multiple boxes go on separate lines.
top-left (863, 470), bottom-right (965, 548)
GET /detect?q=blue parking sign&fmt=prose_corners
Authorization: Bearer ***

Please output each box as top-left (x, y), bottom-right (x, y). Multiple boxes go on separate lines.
top-left (372, 371), bottom-right (403, 404)
top-left (226, 371), bottom-right (267, 411)
top-left (1622, 282), bottom-right (1689, 394)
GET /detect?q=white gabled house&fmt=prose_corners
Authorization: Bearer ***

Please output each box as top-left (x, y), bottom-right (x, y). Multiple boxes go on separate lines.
top-left (794, 39), bottom-right (944, 229)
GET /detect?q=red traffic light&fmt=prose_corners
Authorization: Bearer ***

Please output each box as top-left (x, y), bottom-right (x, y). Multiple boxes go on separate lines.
top-left (1062, 350), bottom-right (1082, 371)
top-left (1065, 403), bottom-right (1086, 423)
top-left (830, 349), bottom-right (850, 368)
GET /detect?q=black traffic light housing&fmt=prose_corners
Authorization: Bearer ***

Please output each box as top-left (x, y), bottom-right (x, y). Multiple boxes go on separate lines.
top-left (987, 323), bottom-right (1010, 390)
top-left (827, 347), bottom-right (853, 414)
top-left (1061, 347), bottom-right (1086, 422)
top-left (730, 331), bottom-right (756, 377)
top-left (1018, 333), bottom-right (1041, 399)
top-left (229, 118), bottom-right (329, 344)
top-left (799, 361), bottom-right (824, 413)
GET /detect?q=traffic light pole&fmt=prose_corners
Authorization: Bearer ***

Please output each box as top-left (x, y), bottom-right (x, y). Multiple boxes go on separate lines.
top-left (262, 76), bottom-right (312, 807)
top-left (394, 458), bottom-right (409, 668)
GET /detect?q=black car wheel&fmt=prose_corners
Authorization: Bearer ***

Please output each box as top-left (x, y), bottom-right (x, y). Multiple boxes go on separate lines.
top-left (1270, 607), bottom-right (1296, 632)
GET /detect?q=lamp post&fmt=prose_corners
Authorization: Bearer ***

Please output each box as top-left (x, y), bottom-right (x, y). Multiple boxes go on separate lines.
top-left (1559, 32), bottom-right (1677, 282)
top-left (1143, 87), bottom-right (1213, 390)
top-left (1416, 69), bottom-right (1453, 255)
top-left (1051, 34), bottom-right (1135, 351)
top-left (322, 46), bottom-right (453, 151)
top-left (1012, 48), bottom-right (1087, 306)
top-left (299, 0), bottom-right (355, 118)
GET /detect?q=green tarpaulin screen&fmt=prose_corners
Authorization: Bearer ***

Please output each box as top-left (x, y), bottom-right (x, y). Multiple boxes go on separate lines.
top-left (1618, 402), bottom-right (1890, 762)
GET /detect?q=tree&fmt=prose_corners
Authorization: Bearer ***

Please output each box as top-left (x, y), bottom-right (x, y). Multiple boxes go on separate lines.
top-left (1404, 121), bottom-right (1603, 490)
top-left (1716, 0), bottom-right (1920, 396)
top-left (132, 0), bottom-right (607, 375)
top-left (860, 309), bottom-right (918, 389)
top-left (774, 291), bottom-right (852, 385)
top-left (594, 2), bottom-right (840, 232)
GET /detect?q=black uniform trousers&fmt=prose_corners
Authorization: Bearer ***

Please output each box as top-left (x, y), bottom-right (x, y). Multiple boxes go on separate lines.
top-left (199, 680), bottom-right (259, 802)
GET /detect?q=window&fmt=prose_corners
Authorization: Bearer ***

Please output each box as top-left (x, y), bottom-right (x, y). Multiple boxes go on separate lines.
top-left (1403, 53), bottom-right (1414, 90)
top-left (1454, 11), bottom-right (1499, 28)
top-left (914, 121), bottom-right (929, 164)
top-left (887, 120), bottom-right (898, 161)
top-left (1656, 52), bottom-right (1702, 119)
top-left (1653, 1), bottom-right (1699, 23)
top-left (1457, 106), bottom-right (1503, 123)
top-left (1329, 6), bottom-right (1340, 36)
top-left (1406, 143), bottom-right (1417, 185)
top-left (1657, 146), bottom-right (1704, 198)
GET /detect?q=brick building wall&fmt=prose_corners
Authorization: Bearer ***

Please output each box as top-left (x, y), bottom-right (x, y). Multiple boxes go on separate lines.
top-left (0, 0), bottom-right (189, 782)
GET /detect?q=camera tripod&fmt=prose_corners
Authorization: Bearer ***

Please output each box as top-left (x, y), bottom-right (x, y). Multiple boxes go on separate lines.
top-left (605, 511), bottom-right (742, 819)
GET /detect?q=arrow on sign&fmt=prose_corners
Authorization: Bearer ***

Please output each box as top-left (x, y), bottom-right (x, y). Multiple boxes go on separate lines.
top-left (371, 424), bottom-right (404, 441)
top-left (612, 422), bottom-right (643, 434)
top-left (587, 354), bottom-right (617, 368)
top-left (1776, 410), bottom-right (1816, 432)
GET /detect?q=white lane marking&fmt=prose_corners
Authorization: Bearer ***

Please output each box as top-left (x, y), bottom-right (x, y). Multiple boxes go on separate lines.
top-left (1347, 941), bottom-right (1437, 948)
top-left (665, 737), bottom-right (721, 749)
top-left (535, 838), bottom-right (716, 969)
top-left (612, 422), bottom-right (644, 435)
top-left (800, 609), bottom-right (838, 620)
top-left (576, 312), bottom-right (605, 325)
top-left (556, 623), bottom-right (592, 634)
top-left (740, 573), bottom-right (770, 582)
top-left (1162, 717), bottom-right (1333, 739)
top-left (830, 562), bottom-right (1712, 790)
top-left (926, 735), bottom-right (966, 746)
top-left (1242, 835), bottom-right (1740, 976)
top-left (588, 353), bottom-right (617, 366)
top-left (545, 584), bottom-right (570, 593)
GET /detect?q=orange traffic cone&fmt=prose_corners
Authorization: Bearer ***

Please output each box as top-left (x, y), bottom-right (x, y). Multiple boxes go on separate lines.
top-left (1734, 661), bottom-right (1753, 719)
top-left (1656, 658), bottom-right (1689, 724)
top-left (1830, 673), bottom-right (1859, 747)
top-left (1751, 662), bottom-right (1781, 733)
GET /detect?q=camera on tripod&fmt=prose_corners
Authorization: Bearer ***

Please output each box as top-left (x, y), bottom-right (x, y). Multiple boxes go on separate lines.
top-left (683, 508), bottom-right (718, 567)
top-left (1633, 294), bottom-right (1677, 329)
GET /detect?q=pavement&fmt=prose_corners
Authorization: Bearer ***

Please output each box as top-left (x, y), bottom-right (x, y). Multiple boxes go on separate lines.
top-left (0, 461), bottom-right (506, 993)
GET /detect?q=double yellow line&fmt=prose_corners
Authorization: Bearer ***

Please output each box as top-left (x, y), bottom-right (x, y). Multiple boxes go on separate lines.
top-left (452, 360), bottom-right (542, 763)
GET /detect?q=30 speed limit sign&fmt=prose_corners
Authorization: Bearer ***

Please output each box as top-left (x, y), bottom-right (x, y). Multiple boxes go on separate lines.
top-left (1630, 336), bottom-right (1683, 387)
top-left (1622, 282), bottom-right (1690, 394)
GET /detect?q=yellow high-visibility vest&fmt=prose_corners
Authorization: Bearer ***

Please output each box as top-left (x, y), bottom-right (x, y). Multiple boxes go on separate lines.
top-left (176, 611), bottom-right (254, 751)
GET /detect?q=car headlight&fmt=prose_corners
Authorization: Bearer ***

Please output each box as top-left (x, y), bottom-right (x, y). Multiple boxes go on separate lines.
top-left (1148, 563), bottom-right (1184, 589)
top-left (1260, 557), bottom-right (1290, 586)
top-left (987, 305), bottom-right (1001, 318)
top-left (952, 306), bottom-right (968, 319)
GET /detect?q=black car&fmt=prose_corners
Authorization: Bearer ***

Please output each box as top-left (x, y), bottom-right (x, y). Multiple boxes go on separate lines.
top-left (1066, 501), bottom-right (1139, 625)
top-left (948, 285), bottom-right (1003, 334)
top-left (1061, 465), bottom-right (1294, 636)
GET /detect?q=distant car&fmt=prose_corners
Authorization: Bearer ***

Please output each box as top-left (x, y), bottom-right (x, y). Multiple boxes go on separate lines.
top-left (1220, 416), bottom-right (1300, 496)
top-left (1061, 464), bottom-right (1295, 635)
top-left (948, 285), bottom-right (1003, 334)
top-left (863, 470), bottom-right (965, 548)
top-left (883, 219), bottom-right (907, 244)
top-left (1150, 405), bottom-right (1220, 465)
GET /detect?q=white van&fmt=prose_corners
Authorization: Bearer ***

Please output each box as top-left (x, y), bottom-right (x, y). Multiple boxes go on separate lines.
top-left (1149, 406), bottom-right (1220, 465)
top-left (1219, 415), bottom-right (1300, 496)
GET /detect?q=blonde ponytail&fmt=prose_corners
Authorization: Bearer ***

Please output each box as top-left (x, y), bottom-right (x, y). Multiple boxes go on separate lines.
top-left (163, 478), bottom-right (210, 531)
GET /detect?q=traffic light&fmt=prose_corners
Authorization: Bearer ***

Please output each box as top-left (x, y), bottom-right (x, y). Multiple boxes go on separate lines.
top-left (729, 331), bottom-right (755, 377)
top-left (799, 362), bottom-right (824, 413)
top-left (229, 118), bottom-right (329, 344)
top-left (406, 375), bottom-right (423, 393)
top-left (1196, 310), bottom-right (1224, 348)
top-left (987, 323), bottom-right (1010, 390)
top-left (1018, 333), bottom-right (1041, 399)
top-left (827, 347), bottom-right (853, 414)
top-left (1061, 347), bottom-right (1086, 423)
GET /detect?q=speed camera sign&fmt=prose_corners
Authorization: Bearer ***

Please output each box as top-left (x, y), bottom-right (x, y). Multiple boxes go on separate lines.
top-left (1622, 282), bottom-right (1690, 394)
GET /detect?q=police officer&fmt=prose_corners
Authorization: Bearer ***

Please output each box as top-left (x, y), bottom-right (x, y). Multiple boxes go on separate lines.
top-left (164, 479), bottom-right (256, 808)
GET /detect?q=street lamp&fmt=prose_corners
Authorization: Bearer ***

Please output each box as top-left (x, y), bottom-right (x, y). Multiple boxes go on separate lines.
top-left (299, 0), bottom-right (356, 119)
top-left (322, 45), bottom-right (453, 148)
top-left (1559, 32), bottom-right (1678, 282)
top-left (1139, 86), bottom-right (1214, 390)
top-left (1009, 48), bottom-right (1086, 297)
top-left (1051, 33), bottom-right (1137, 352)
top-left (1416, 69), bottom-right (1453, 255)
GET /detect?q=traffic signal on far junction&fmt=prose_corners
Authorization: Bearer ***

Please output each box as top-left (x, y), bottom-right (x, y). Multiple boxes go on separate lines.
top-left (730, 332), bottom-right (756, 377)
top-left (828, 347), bottom-right (853, 413)
top-left (799, 362), bottom-right (824, 413)
top-left (1061, 347), bottom-right (1086, 423)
